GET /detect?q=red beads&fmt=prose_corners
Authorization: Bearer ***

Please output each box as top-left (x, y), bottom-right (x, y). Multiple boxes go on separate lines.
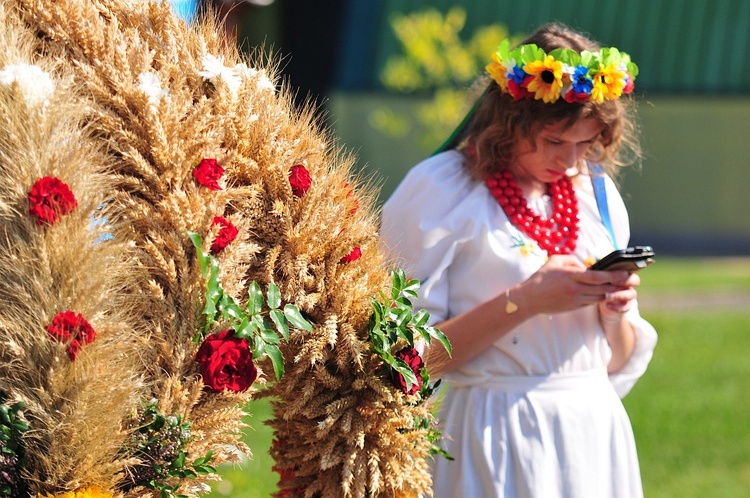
top-left (485, 169), bottom-right (579, 254)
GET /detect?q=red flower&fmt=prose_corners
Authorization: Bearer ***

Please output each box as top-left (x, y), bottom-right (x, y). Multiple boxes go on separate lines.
top-left (622, 73), bottom-right (635, 94)
top-left (563, 90), bottom-right (591, 104)
top-left (195, 329), bottom-right (257, 392)
top-left (28, 177), bottom-right (78, 225)
top-left (289, 164), bottom-right (311, 197)
top-left (507, 75), bottom-right (535, 100)
top-left (340, 246), bottom-right (361, 264)
top-left (46, 311), bottom-right (96, 361)
top-left (192, 158), bottom-right (224, 190)
top-left (392, 346), bottom-right (424, 395)
top-left (210, 216), bottom-right (238, 254)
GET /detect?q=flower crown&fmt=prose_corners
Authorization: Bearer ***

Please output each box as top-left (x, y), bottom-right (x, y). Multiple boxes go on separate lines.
top-left (486, 39), bottom-right (638, 104)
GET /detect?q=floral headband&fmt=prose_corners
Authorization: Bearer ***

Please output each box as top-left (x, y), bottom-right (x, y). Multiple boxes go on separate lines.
top-left (486, 39), bottom-right (638, 104)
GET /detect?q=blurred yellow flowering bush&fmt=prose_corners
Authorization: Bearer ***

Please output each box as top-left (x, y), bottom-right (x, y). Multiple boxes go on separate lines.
top-left (374, 7), bottom-right (523, 150)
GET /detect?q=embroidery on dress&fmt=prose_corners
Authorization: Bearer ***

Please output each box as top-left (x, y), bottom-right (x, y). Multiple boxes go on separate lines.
top-left (510, 232), bottom-right (545, 258)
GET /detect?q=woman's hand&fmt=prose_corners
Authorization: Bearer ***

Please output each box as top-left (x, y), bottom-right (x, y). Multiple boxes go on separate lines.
top-left (511, 255), bottom-right (636, 317)
top-left (597, 271), bottom-right (640, 319)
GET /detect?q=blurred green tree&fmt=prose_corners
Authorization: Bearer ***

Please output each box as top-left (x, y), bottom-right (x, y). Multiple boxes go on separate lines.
top-left (372, 7), bottom-right (523, 151)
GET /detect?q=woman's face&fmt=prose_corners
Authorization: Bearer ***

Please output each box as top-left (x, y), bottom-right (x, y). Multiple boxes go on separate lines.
top-left (509, 117), bottom-right (604, 187)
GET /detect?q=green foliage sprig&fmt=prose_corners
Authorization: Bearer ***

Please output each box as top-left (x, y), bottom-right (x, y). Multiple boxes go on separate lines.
top-left (125, 399), bottom-right (215, 498)
top-left (0, 399), bottom-right (29, 497)
top-left (188, 232), bottom-right (313, 380)
top-left (412, 414), bottom-right (454, 461)
top-left (369, 269), bottom-right (451, 395)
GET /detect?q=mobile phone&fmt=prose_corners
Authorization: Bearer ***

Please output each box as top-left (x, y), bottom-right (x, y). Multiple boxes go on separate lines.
top-left (589, 246), bottom-right (655, 272)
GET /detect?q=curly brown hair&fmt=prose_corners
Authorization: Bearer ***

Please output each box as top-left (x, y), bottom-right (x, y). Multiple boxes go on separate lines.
top-left (458, 22), bottom-right (641, 180)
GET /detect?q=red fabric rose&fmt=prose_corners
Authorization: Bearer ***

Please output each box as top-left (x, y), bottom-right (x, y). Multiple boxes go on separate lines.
top-left (28, 177), bottom-right (78, 225)
top-left (46, 311), bottom-right (96, 361)
top-left (195, 329), bottom-right (257, 392)
top-left (192, 158), bottom-right (224, 190)
top-left (289, 164), bottom-right (312, 197)
top-left (339, 246), bottom-right (362, 264)
top-left (210, 216), bottom-right (238, 254)
top-left (392, 346), bottom-right (424, 395)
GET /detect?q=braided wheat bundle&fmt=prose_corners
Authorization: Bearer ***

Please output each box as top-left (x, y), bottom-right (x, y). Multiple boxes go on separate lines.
top-left (1, 0), bottom-right (448, 496)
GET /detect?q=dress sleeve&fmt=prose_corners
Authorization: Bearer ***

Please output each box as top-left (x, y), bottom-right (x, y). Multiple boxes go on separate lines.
top-left (380, 151), bottom-right (479, 325)
top-left (602, 174), bottom-right (659, 397)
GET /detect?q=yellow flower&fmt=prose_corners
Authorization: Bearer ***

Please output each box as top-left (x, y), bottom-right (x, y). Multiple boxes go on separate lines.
top-left (523, 55), bottom-right (564, 103)
top-left (485, 52), bottom-right (508, 91)
top-left (40, 486), bottom-right (114, 498)
top-left (590, 63), bottom-right (627, 103)
top-left (519, 240), bottom-right (539, 256)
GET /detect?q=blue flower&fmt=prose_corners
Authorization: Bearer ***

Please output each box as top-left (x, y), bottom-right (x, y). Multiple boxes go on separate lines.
top-left (509, 65), bottom-right (527, 84)
top-left (571, 65), bottom-right (593, 95)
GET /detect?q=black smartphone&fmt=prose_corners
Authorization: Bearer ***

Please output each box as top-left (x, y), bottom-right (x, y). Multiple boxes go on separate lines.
top-left (589, 246), bottom-right (655, 272)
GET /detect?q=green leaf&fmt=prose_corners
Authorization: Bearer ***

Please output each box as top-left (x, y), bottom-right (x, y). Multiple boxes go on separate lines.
top-left (187, 231), bottom-right (209, 277)
top-left (173, 451), bottom-right (186, 468)
top-left (193, 451), bottom-right (213, 467)
top-left (219, 294), bottom-right (243, 321)
top-left (283, 304), bottom-right (313, 331)
top-left (266, 344), bottom-right (285, 380)
top-left (267, 283), bottom-right (281, 309)
top-left (234, 316), bottom-right (252, 338)
top-left (393, 357), bottom-right (418, 389)
top-left (397, 324), bottom-right (414, 345)
top-left (259, 323), bottom-right (281, 344)
top-left (252, 336), bottom-right (266, 359)
top-left (428, 326), bottom-right (452, 356)
top-left (402, 277), bottom-right (420, 298)
top-left (394, 308), bottom-right (412, 327)
top-left (269, 309), bottom-right (290, 340)
top-left (413, 309), bottom-right (429, 327)
top-left (247, 281), bottom-right (264, 315)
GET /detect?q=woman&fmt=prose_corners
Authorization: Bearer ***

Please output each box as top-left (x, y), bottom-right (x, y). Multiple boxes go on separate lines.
top-left (381, 22), bottom-right (658, 498)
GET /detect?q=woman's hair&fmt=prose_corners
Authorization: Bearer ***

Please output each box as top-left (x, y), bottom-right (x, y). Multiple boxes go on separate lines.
top-left (460, 22), bottom-right (641, 180)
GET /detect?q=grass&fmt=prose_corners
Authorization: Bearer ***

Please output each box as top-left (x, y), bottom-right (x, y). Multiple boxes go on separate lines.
top-left (625, 313), bottom-right (750, 497)
top-left (205, 258), bottom-right (750, 497)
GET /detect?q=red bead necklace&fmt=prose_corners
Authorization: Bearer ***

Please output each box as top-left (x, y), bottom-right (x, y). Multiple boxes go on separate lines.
top-left (485, 169), bottom-right (579, 254)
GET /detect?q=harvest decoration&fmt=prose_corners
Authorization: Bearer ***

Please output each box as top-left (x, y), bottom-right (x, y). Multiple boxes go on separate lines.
top-left (486, 38), bottom-right (638, 103)
top-left (0, 1), bottom-right (451, 497)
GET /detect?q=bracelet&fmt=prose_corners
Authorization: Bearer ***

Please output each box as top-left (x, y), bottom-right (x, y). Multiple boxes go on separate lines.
top-left (504, 289), bottom-right (518, 314)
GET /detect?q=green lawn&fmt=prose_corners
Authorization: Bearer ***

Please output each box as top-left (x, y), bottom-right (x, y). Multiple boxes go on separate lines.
top-left (206, 257), bottom-right (750, 497)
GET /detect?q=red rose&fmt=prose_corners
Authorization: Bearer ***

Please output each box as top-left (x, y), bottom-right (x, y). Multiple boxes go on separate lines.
top-left (192, 158), bottom-right (224, 190)
top-left (46, 311), bottom-right (96, 361)
top-left (210, 216), bottom-right (238, 254)
top-left (28, 177), bottom-right (78, 225)
top-left (392, 346), bottom-right (424, 395)
top-left (339, 246), bottom-right (362, 264)
top-left (195, 329), bottom-right (257, 392)
top-left (289, 164), bottom-right (311, 197)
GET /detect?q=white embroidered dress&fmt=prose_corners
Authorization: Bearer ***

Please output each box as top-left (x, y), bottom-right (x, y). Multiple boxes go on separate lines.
top-left (381, 150), bottom-right (657, 498)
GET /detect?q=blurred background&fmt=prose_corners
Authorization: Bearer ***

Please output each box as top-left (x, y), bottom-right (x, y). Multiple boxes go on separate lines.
top-left (174, 0), bottom-right (750, 257)
top-left (170, 1), bottom-right (750, 497)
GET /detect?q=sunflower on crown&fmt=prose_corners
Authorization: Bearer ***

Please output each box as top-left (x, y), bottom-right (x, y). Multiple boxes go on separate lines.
top-left (486, 39), bottom-right (638, 104)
